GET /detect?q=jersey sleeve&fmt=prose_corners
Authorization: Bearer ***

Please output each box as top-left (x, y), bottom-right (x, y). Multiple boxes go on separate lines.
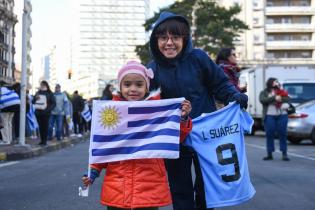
top-left (239, 110), bottom-right (254, 134)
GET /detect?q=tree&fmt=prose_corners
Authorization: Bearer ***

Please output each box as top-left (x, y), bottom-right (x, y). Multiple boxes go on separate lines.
top-left (135, 0), bottom-right (248, 63)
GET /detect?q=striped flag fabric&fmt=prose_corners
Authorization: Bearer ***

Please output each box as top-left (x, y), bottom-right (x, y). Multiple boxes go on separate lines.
top-left (26, 103), bottom-right (38, 131)
top-left (0, 87), bottom-right (20, 109)
top-left (89, 98), bottom-right (184, 164)
top-left (81, 103), bottom-right (92, 122)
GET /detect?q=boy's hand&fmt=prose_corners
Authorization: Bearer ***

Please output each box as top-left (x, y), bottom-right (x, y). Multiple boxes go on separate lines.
top-left (82, 175), bottom-right (92, 187)
top-left (181, 100), bottom-right (192, 119)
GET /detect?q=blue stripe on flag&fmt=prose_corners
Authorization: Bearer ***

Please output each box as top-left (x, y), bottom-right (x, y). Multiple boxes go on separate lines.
top-left (2, 90), bottom-right (16, 96)
top-left (0, 96), bottom-right (20, 104)
top-left (92, 142), bottom-right (179, 156)
top-left (93, 128), bottom-right (179, 142)
top-left (83, 111), bottom-right (90, 117)
top-left (128, 115), bottom-right (180, 127)
top-left (128, 103), bottom-right (181, 114)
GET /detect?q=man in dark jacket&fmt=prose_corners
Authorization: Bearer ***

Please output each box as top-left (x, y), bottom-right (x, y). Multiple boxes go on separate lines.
top-left (148, 12), bottom-right (248, 210)
top-left (71, 90), bottom-right (84, 137)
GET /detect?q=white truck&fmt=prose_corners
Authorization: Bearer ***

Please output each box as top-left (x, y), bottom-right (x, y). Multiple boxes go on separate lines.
top-left (239, 65), bottom-right (315, 134)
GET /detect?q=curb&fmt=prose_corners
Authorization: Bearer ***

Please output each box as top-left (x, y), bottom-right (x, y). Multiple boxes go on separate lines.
top-left (1, 136), bottom-right (88, 161)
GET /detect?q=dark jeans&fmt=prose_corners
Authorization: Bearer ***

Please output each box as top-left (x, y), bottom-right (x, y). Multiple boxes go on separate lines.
top-left (48, 114), bottom-right (64, 140)
top-left (73, 112), bottom-right (83, 134)
top-left (13, 108), bottom-right (20, 139)
top-left (63, 116), bottom-right (69, 137)
top-left (264, 114), bottom-right (288, 153)
top-left (165, 145), bottom-right (213, 210)
top-left (36, 114), bottom-right (50, 145)
top-left (107, 207), bottom-right (158, 210)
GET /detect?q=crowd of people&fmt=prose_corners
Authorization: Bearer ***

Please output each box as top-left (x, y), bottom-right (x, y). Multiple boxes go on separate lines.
top-left (0, 81), bottom-right (92, 145)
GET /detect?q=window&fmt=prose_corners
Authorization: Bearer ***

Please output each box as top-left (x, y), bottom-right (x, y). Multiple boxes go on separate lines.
top-left (254, 35), bottom-right (260, 43)
top-left (253, 17), bottom-right (259, 25)
top-left (267, 33), bottom-right (311, 41)
top-left (267, 50), bottom-right (312, 58)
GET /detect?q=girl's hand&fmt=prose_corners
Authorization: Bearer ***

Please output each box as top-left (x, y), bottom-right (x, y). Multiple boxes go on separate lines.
top-left (181, 100), bottom-right (192, 119)
top-left (82, 175), bottom-right (92, 187)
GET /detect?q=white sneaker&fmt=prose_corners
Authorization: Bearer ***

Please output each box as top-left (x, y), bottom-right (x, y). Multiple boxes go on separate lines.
top-left (76, 134), bottom-right (83, 138)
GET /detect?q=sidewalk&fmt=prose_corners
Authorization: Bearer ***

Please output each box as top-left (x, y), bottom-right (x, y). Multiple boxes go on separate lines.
top-left (0, 133), bottom-right (90, 161)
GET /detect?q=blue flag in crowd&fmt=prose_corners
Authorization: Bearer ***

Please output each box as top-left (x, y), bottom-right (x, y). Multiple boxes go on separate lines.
top-left (0, 87), bottom-right (20, 109)
top-left (27, 103), bottom-right (38, 131)
top-left (81, 103), bottom-right (92, 122)
top-left (89, 98), bottom-right (184, 164)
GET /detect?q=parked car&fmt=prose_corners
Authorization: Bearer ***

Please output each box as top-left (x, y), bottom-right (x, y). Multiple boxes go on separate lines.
top-left (282, 81), bottom-right (315, 106)
top-left (287, 99), bottom-right (315, 144)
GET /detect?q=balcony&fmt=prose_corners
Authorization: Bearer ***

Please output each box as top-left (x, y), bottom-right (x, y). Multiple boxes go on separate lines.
top-left (266, 6), bottom-right (315, 15)
top-left (266, 41), bottom-right (315, 50)
top-left (266, 24), bottom-right (315, 32)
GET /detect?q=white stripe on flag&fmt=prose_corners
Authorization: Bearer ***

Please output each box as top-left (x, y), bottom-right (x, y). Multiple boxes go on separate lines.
top-left (89, 98), bottom-right (184, 163)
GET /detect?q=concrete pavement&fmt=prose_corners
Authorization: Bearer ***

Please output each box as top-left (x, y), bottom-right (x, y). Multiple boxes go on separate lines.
top-left (0, 133), bottom-right (89, 161)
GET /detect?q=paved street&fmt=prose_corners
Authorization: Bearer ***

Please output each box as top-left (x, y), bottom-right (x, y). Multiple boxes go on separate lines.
top-left (0, 135), bottom-right (315, 210)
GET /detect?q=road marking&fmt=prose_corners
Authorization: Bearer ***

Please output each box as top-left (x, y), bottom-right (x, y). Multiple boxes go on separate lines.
top-left (246, 143), bottom-right (315, 161)
top-left (0, 161), bottom-right (20, 168)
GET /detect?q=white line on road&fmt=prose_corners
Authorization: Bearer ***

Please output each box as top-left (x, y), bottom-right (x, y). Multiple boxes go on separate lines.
top-left (0, 161), bottom-right (20, 168)
top-left (246, 143), bottom-right (315, 161)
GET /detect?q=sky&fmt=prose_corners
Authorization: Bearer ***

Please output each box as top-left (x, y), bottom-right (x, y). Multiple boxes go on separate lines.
top-left (19, 0), bottom-right (174, 92)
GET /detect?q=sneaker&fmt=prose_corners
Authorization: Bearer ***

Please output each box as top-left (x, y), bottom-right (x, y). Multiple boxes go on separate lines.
top-left (282, 155), bottom-right (290, 161)
top-left (263, 156), bottom-right (273, 161)
top-left (76, 134), bottom-right (83, 138)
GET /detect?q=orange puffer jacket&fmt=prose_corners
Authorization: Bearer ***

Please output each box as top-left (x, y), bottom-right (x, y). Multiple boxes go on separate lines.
top-left (90, 92), bottom-right (192, 209)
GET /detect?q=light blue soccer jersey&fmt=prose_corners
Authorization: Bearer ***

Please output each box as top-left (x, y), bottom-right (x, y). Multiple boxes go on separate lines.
top-left (185, 102), bottom-right (255, 208)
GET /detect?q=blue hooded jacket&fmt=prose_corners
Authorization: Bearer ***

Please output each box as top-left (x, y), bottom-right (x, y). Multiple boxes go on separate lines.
top-left (148, 12), bottom-right (240, 118)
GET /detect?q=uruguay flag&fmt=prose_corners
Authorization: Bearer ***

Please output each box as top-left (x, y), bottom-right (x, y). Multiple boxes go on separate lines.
top-left (81, 103), bottom-right (92, 122)
top-left (89, 98), bottom-right (184, 164)
top-left (0, 87), bottom-right (20, 109)
top-left (27, 103), bottom-right (38, 131)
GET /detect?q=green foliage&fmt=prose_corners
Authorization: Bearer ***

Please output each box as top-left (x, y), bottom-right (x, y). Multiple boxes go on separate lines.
top-left (195, 0), bottom-right (248, 56)
top-left (135, 0), bottom-right (248, 63)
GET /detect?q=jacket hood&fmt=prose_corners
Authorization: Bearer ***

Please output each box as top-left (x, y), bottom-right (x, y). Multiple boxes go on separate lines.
top-left (149, 11), bottom-right (193, 65)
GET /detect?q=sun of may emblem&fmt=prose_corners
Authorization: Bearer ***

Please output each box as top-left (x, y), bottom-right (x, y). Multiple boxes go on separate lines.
top-left (99, 106), bottom-right (121, 129)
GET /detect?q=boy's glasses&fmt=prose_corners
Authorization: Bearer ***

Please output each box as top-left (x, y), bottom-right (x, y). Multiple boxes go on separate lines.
top-left (156, 35), bottom-right (183, 43)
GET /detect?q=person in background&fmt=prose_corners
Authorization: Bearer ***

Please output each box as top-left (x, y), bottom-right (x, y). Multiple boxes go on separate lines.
top-left (147, 11), bottom-right (248, 210)
top-left (100, 84), bottom-right (114, 100)
top-left (48, 84), bottom-right (68, 141)
top-left (26, 90), bottom-right (38, 139)
top-left (82, 60), bottom-right (192, 210)
top-left (63, 91), bottom-right (73, 138)
top-left (32, 81), bottom-right (56, 146)
top-left (71, 90), bottom-right (84, 137)
top-left (0, 82), bottom-right (20, 144)
top-left (259, 78), bottom-right (290, 161)
top-left (215, 47), bottom-right (247, 93)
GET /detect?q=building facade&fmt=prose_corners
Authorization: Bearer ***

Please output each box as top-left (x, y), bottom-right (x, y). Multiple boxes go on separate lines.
top-left (0, 0), bottom-right (17, 85)
top-left (218, 0), bottom-right (315, 69)
top-left (72, 0), bottom-right (149, 98)
top-left (47, 46), bottom-right (57, 88)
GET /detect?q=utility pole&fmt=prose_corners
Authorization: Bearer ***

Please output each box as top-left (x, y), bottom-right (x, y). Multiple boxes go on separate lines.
top-left (19, 0), bottom-right (28, 145)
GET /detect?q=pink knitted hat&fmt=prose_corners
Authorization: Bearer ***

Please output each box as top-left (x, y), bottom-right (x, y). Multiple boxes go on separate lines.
top-left (117, 61), bottom-right (154, 90)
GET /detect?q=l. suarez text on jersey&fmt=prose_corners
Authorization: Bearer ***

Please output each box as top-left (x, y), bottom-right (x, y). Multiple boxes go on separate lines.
top-left (201, 123), bottom-right (240, 140)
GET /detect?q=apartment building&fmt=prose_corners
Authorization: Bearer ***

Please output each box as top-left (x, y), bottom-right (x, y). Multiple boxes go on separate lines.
top-left (0, 0), bottom-right (17, 85)
top-left (72, 0), bottom-right (150, 98)
top-left (218, 0), bottom-right (315, 69)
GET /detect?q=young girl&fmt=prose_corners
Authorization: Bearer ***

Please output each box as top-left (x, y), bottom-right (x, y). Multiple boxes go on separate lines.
top-left (82, 61), bottom-right (192, 210)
